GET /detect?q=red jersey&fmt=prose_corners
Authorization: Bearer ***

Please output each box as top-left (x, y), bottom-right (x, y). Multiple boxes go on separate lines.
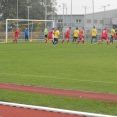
top-left (64, 28), bottom-right (71, 39)
top-left (48, 29), bottom-right (54, 39)
top-left (80, 30), bottom-right (84, 36)
top-left (114, 33), bottom-right (117, 39)
top-left (78, 30), bottom-right (84, 39)
top-left (65, 29), bottom-right (70, 36)
top-left (101, 30), bottom-right (108, 38)
top-left (14, 30), bottom-right (20, 36)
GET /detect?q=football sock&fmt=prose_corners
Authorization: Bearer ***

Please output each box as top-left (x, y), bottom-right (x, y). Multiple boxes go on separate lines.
top-left (61, 40), bottom-right (64, 43)
top-left (67, 40), bottom-right (69, 43)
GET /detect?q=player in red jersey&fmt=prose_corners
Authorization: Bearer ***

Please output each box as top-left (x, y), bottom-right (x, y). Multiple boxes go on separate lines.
top-left (45, 28), bottom-right (54, 44)
top-left (98, 27), bottom-right (109, 44)
top-left (76, 27), bottom-right (84, 45)
top-left (114, 33), bottom-right (117, 40)
top-left (61, 27), bottom-right (71, 44)
top-left (13, 28), bottom-right (20, 43)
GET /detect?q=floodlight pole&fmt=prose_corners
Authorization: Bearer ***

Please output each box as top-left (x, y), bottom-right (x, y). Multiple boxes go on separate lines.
top-left (45, 0), bottom-right (47, 28)
top-left (17, 0), bottom-right (18, 27)
top-left (102, 4), bottom-right (110, 28)
top-left (27, 6), bottom-right (32, 40)
top-left (92, 0), bottom-right (94, 27)
top-left (102, 5), bottom-right (106, 28)
top-left (71, 0), bottom-right (72, 27)
top-left (62, 3), bottom-right (66, 40)
top-left (82, 6), bottom-right (87, 41)
top-left (45, 4), bottom-right (50, 28)
top-left (64, 5), bottom-right (67, 25)
top-left (102, 4), bottom-right (110, 29)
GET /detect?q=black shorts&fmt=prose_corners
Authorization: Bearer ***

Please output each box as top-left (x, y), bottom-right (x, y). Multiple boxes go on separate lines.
top-left (92, 36), bottom-right (96, 39)
top-left (73, 37), bottom-right (78, 39)
top-left (45, 35), bottom-right (47, 38)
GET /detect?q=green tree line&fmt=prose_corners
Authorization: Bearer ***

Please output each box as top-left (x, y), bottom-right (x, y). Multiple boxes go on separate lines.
top-left (0, 0), bottom-right (57, 20)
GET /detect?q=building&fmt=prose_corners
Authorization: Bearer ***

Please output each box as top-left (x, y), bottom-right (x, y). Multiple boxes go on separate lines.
top-left (55, 14), bottom-right (84, 33)
top-left (86, 9), bottom-right (117, 34)
top-left (55, 9), bottom-right (117, 39)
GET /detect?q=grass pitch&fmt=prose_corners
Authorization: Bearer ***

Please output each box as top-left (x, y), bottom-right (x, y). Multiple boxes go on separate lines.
top-left (0, 40), bottom-right (117, 116)
top-left (1, 89), bottom-right (117, 116)
top-left (0, 41), bottom-right (117, 93)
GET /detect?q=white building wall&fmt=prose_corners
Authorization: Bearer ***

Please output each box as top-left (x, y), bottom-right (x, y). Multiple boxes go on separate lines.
top-left (55, 9), bottom-right (117, 39)
top-left (86, 9), bottom-right (117, 31)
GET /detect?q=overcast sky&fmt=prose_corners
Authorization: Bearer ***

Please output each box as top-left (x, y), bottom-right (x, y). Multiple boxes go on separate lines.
top-left (56, 0), bottom-right (117, 14)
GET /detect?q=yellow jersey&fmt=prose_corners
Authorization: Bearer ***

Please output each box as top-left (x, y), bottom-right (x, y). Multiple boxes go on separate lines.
top-left (110, 29), bottom-right (115, 36)
top-left (54, 30), bottom-right (60, 38)
top-left (91, 29), bottom-right (97, 36)
top-left (73, 30), bottom-right (79, 37)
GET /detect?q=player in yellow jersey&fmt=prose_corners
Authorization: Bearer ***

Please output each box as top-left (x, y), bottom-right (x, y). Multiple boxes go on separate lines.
top-left (91, 26), bottom-right (98, 44)
top-left (109, 27), bottom-right (116, 44)
top-left (72, 27), bottom-right (79, 43)
top-left (53, 28), bottom-right (60, 46)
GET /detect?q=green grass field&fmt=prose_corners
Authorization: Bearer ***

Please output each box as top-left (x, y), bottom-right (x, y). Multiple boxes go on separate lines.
top-left (0, 40), bottom-right (117, 115)
top-left (0, 41), bottom-right (117, 93)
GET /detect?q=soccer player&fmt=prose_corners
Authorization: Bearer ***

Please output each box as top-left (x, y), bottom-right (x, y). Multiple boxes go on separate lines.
top-left (61, 27), bottom-right (71, 44)
top-left (109, 27), bottom-right (116, 44)
top-left (76, 27), bottom-right (84, 45)
top-left (44, 27), bottom-right (48, 43)
top-left (98, 27), bottom-right (109, 45)
top-left (24, 28), bottom-right (28, 41)
top-left (13, 28), bottom-right (20, 43)
top-left (53, 28), bottom-right (60, 46)
top-left (45, 28), bottom-right (54, 44)
top-left (72, 27), bottom-right (79, 43)
top-left (91, 26), bottom-right (98, 44)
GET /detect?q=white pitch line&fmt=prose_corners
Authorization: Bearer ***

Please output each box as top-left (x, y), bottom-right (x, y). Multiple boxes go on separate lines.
top-left (0, 101), bottom-right (116, 117)
top-left (0, 73), bottom-right (117, 84)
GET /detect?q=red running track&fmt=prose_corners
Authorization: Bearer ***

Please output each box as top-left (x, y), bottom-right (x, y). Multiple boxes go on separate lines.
top-left (0, 105), bottom-right (84, 117)
top-left (0, 83), bottom-right (117, 102)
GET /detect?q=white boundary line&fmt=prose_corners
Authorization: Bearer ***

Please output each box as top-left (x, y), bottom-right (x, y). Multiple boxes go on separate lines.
top-left (0, 72), bottom-right (117, 84)
top-left (0, 101), bottom-right (116, 117)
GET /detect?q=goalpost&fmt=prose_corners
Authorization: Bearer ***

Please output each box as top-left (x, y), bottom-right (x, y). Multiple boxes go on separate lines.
top-left (5, 19), bottom-right (54, 43)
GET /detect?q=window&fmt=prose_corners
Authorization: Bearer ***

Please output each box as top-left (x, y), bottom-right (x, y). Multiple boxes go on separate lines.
top-left (94, 20), bottom-right (97, 23)
top-left (58, 19), bottom-right (63, 23)
top-left (87, 19), bottom-right (91, 23)
top-left (100, 20), bottom-right (103, 24)
top-left (76, 19), bottom-right (81, 23)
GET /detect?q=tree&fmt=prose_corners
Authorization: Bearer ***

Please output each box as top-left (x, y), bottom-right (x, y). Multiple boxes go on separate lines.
top-left (0, 0), bottom-right (57, 20)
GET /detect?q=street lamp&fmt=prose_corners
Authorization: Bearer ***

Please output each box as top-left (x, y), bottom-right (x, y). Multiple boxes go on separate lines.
top-left (44, 0), bottom-right (51, 28)
top-left (92, 0), bottom-right (94, 27)
top-left (27, 6), bottom-right (32, 40)
top-left (82, 6), bottom-right (88, 41)
top-left (45, 0), bottom-right (46, 28)
top-left (17, 0), bottom-right (18, 27)
top-left (62, 3), bottom-right (67, 40)
top-left (64, 5), bottom-right (67, 25)
top-left (71, 0), bottom-right (72, 27)
top-left (27, 2), bottom-right (39, 41)
top-left (46, 10), bottom-right (54, 27)
top-left (102, 4), bottom-right (110, 28)
top-left (45, 4), bottom-right (50, 28)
